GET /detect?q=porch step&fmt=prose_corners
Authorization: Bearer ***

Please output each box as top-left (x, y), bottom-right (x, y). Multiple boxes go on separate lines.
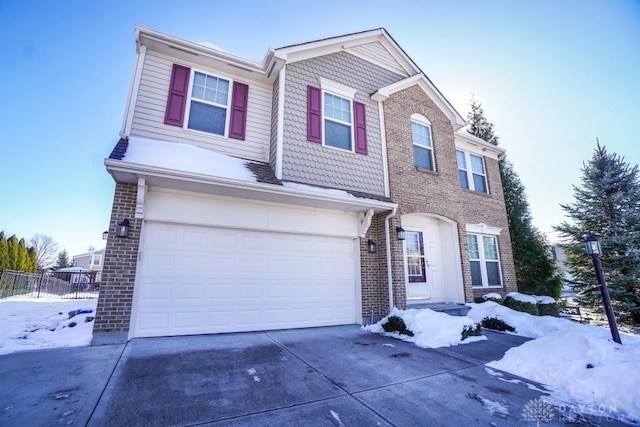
top-left (407, 302), bottom-right (471, 317)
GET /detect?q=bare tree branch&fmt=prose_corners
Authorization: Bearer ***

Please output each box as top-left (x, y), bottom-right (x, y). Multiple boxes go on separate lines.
top-left (29, 233), bottom-right (58, 270)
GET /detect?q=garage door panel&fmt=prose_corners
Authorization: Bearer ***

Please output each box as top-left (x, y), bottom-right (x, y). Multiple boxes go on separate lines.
top-left (133, 222), bottom-right (357, 338)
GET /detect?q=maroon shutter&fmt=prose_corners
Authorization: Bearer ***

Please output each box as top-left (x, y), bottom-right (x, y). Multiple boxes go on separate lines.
top-left (307, 85), bottom-right (322, 143)
top-left (354, 101), bottom-right (367, 154)
top-left (229, 81), bottom-right (249, 140)
top-left (164, 64), bottom-right (191, 127)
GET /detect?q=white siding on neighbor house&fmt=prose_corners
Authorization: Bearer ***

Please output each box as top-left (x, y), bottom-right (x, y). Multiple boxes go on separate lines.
top-left (130, 50), bottom-right (273, 162)
top-left (347, 41), bottom-right (408, 76)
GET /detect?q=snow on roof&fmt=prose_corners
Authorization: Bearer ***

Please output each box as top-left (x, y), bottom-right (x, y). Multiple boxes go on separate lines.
top-left (123, 137), bottom-right (257, 182)
top-left (55, 267), bottom-right (93, 272)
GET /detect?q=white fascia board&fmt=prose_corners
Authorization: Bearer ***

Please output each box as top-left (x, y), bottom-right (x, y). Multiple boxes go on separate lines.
top-left (273, 28), bottom-right (418, 76)
top-left (372, 74), bottom-right (466, 130)
top-left (455, 130), bottom-right (506, 160)
top-left (136, 26), bottom-right (266, 74)
top-left (273, 29), bottom-right (385, 60)
top-left (104, 159), bottom-right (397, 214)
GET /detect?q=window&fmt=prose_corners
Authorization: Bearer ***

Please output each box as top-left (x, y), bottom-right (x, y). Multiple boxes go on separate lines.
top-left (467, 234), bottom-right (502, 287)
top-left (92, 254), bottom-right (102, 267)
top-left (307, 81), bottom-right (368, 154)
top-left (457, 150), bottom-right (487, 193)
top-left (187, 72), bottom-right (230, 135)
top-left (324, 92), bottom-right (352, 151)
top-left (164, 64), bottom-right (248, 140)
top-left (411, 118), bottom-right (434, 170)
top-left (405, 231), bottom-right (427, 283)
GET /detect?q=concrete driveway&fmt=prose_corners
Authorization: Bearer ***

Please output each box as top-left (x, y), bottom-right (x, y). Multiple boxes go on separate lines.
top-left (0, 326), bottom-right (593, 426)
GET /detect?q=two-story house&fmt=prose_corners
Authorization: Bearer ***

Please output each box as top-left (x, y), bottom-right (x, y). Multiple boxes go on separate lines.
top-left (72, 248), bottom-right (105, 280)
top-left (93, 27), bottom-right (516, 344)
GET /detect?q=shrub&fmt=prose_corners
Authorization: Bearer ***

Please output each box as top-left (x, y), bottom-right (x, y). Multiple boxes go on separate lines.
top-left (535, 297), bottom-right (560, 317)
top-left (461, 323), bottom-right (483, 340)
top-left (474, 293), bottom-right (503, 304)
top-left (481, 317), bottom-right (516, 333)
top-left (382, 316), bottom-right (414, 337)
top-left (504, 293), bottom-right (539, 315)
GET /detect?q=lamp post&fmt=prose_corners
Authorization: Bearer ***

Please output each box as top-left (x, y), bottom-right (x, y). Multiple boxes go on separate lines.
top-left (584, 234), bottom-right (622, 344)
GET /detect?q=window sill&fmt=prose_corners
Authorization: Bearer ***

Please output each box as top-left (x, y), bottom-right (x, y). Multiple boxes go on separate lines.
top-left (460, 188), bottom-right (491, 197)
top-left (415, 166), bottom-right (438, 175)
top-left (472, 285), bottom-right (504, 289)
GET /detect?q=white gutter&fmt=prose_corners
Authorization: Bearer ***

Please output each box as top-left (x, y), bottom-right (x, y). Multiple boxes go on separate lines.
top-left (275, 66), bottom-right (286, 179)
top-left (384, 206), bottom-right (398, 311)
top-left (377, 101), bottom-right (390, 198)
top-left (120, 44), bottom-right (146, 137)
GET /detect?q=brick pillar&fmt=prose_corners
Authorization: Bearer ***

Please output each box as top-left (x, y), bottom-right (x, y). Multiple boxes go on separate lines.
top-left (92, 183), bottom-right (142, 345)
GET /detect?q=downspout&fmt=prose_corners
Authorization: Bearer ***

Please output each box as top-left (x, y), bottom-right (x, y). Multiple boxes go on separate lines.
top-left (384, 206), bottom-right (397, 312)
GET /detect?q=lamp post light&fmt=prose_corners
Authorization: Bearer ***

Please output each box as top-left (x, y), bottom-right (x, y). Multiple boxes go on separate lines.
top-left (584, 234), bottom-right (622, 344)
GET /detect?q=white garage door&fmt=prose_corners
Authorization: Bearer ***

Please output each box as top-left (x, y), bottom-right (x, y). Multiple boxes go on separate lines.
top-left (132, 222), bottom-right (357, 338)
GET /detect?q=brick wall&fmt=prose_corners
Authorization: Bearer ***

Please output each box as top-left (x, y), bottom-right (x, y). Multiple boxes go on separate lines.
top-left (381, 85), bottom-right (517, 305)
top-left (92, 183), bottom-right (141, 344)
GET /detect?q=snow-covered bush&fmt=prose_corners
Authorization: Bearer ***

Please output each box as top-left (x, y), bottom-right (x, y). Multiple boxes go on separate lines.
top-left (535, 295), bottom-right (560, 317)
top-left (481, 317), bottom-right (516, 332)
top-left (382, 315), bottom-right (414, 337)
top-left (504, 292), bottom-right (539, 315)
top-left (461, 323), bottom-right (483, 340)
top-left (474, 292), bottom-right (503, 304)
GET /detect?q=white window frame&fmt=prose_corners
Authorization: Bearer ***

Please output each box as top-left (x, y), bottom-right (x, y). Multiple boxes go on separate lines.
top-left (457, 149), bottom-right (488, 193)
top-left (320, 78), bottom-right (357, 153)
top-left (411, 114), bottom-right (435, 171)
top-left (91, 254), bottom-right (102, 267)
top-left (467, 233), bottom-right (503, 288)
top-left (183, 68), bottom-right (233, 137)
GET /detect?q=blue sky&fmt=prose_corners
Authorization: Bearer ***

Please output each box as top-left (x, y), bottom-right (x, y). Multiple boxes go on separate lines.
top-left (1, 0), bottom-right (638, 255)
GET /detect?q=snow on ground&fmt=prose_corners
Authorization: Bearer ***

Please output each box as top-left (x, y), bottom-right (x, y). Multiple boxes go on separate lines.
top-left (468, 301), bottom-right (640, 423)
top-left (0, 297), bottom-right (97, 355)
top-left (363, 307), bottom-right (486, 348)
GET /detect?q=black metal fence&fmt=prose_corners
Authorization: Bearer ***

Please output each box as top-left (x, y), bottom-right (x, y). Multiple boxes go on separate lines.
top-left (0, 270), bottom-right (100, 300)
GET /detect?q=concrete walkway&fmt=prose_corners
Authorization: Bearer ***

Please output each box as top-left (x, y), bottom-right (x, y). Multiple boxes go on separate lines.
top-left (0, 326), bottom-right (621, 426)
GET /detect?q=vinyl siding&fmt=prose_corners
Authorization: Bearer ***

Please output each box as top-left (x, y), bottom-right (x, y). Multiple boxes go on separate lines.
top-left (269, 75), bottom-right (279, 171)
top-left (282, 52), bottom-right (404, 196)
top-left (130, 50), bottom-right (272, 162)
top-left (347, 42), bottom-right (407, 76)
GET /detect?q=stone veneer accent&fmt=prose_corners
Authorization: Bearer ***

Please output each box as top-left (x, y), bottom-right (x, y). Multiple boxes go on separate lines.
top-left (360, 84), bottom-right (517, 317)
top-left (92, 183), bottom-right (141, 344)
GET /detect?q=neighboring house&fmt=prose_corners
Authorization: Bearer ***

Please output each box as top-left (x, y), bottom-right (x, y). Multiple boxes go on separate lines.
top-left (72, 248), bottom-right (105, 281)
top-left (93, 27), bottom-right (516, 344)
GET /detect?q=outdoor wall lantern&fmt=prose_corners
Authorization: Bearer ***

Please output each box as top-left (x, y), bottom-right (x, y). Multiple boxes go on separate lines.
top-left (117, 219), bottom-right (130, 238)
top-left (102, 231), bottom-right (109, 240)
top-left (584, 234), bottom-right (622, 344)
top-left (367, 239), bottom-right (377, 253)
top-left (396, 226), bottom-right (406, 241)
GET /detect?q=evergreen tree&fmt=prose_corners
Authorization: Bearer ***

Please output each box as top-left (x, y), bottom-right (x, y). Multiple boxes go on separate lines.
top-left (467, 97), bottom-right (499, 146)
top-left (556, 143), bottom-right (640, 325)
top-left (7, 236), bottom-right (20, 270)
top-left (467, 98), bottom-right (561, 297)
top-left (0, 232), bottom-right (8, 270)
top-left (53, 249), bottom-right (71, 270)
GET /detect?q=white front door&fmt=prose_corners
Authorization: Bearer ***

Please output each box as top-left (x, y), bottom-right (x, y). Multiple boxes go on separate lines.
top-left (405, 223), bottom-right (444, 301)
